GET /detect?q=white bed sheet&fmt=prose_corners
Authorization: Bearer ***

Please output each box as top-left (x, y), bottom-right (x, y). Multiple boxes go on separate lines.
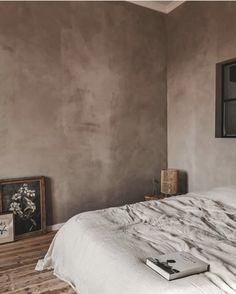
top-left (36, 193), bottom-right (236, 294)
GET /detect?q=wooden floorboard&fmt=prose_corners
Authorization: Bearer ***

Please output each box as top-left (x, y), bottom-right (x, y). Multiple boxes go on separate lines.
top-left (0, 232), bottom-right (76, 294)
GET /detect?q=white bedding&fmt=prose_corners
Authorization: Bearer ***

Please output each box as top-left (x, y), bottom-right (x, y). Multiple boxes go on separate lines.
top-left (36, 192), bottom-right (236, 294)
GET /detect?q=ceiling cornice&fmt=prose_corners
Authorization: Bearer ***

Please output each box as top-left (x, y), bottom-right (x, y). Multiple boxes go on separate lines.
top-left (128, 1), bottom-right (185, 14)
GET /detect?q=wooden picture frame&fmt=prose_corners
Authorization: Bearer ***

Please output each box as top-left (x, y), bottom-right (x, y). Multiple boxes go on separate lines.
top-left (0, 212), bottom-right (15, 244)
top-left (0, 176), bottom-right (46, 240)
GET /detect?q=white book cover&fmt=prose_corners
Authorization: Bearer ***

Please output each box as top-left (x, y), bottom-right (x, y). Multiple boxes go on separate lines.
top-left (146, 251), bottom-right (209, 280)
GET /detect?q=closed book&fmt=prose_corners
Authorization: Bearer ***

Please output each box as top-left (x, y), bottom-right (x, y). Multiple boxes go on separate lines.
top-left (146, 251), bottom-right (209, 281)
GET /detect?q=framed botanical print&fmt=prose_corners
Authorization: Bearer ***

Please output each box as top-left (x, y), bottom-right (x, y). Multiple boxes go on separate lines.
top-left (0, 212), bottom-right (14, 244)
top-left (0, 176), bottom-right (46, 240)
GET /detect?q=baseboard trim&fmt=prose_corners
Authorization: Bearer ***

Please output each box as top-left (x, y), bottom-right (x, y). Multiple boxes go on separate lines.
top-left (47, 222), bottom-right (65, 232)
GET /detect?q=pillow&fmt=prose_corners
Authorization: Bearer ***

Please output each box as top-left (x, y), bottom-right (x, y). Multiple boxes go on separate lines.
top-left (202, 186), bottom-right (236, 209)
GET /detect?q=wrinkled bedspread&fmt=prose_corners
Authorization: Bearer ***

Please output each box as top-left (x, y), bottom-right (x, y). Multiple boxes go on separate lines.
top-left (36, 194), bottom-right (236, 294)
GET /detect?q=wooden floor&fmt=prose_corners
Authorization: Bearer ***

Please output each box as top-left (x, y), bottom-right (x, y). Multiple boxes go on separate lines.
top-left (0, 232), bottom-right (76, 294)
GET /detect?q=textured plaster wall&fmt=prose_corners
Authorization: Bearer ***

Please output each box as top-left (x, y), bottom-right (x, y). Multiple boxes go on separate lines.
top-left (167, 1), bottom-right (236, 192)
top-left (0, 2), bottom-right (167, 225)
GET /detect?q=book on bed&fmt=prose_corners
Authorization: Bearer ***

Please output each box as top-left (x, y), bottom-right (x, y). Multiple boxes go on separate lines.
top-left (146, 251), bottom-right (209, 281)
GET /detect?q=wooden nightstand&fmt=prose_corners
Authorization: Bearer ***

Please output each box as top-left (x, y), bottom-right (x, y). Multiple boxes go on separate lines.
top-left (144, 195), bottom-right (168, 201)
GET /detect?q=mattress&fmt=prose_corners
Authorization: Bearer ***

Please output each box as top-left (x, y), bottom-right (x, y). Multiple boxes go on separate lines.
top-left (36, 191), bottom-right (236, 294)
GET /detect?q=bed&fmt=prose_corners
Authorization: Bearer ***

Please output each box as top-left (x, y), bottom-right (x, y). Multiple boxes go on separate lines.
top-left (36, 187), bottom-right (236, 294)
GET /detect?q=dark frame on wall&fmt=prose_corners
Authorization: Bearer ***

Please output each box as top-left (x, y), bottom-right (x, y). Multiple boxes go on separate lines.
top-left (216, 57), bottom-right (236, 138)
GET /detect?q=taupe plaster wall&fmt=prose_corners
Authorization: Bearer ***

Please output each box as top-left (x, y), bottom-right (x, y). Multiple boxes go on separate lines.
top-left (167, 1), bottom-right (236, 192)
top-left (0, 2), bottom-right (167, 225)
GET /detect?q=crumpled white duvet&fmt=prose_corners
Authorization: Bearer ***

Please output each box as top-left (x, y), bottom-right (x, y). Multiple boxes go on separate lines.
top-left (36, 194), bottom-right (236, 294)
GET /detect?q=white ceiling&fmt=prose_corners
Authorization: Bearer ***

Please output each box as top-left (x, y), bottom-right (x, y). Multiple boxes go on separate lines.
top-left (129, 1), bottom-right (185, 14)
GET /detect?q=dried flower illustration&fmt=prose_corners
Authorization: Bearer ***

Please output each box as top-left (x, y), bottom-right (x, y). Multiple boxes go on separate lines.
top-left (0, 221), bottom-right (7, 235)
top-left (9, 184), bottom-right (37, 231)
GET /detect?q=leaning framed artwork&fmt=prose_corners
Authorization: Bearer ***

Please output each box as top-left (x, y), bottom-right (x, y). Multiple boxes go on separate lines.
top-left (0, 212), bottom-right (14, 244)
top-left (0, 176), bottom-right (46, 240)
